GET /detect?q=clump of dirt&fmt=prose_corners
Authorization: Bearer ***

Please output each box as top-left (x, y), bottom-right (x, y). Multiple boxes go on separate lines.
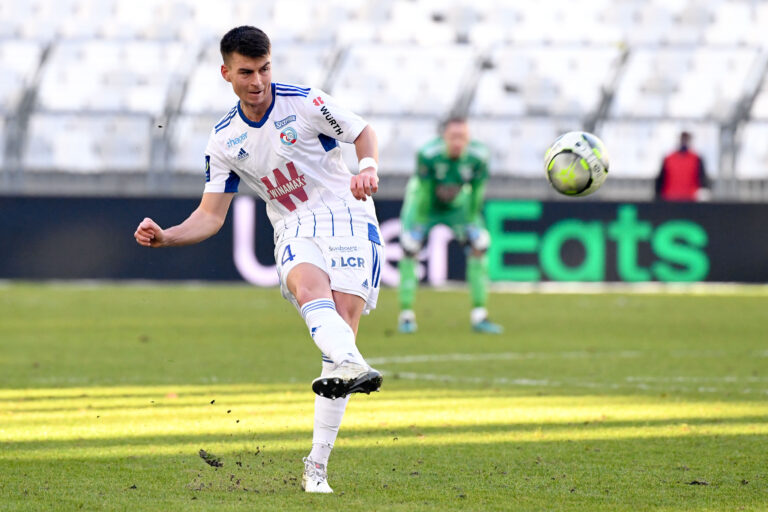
top-left (199, 449), bottom-right (223, 467)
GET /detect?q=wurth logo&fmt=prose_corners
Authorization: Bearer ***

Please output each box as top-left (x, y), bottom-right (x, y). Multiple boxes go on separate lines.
top-left (319, 105), bottom-right (343, 136)
top-left (312, 96), bottom-right (324, 106)
top-left (260, 162), bottom-right (309, 212)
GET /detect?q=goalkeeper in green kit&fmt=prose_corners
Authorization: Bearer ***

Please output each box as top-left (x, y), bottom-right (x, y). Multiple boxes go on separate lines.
top-left (398, 117), bottom-right (503, 334)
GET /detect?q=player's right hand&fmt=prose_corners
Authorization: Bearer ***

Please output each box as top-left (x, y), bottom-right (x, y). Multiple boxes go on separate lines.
top-left (134, 217), bottom-right (165, 247)
top-left (350, 168), bottom-right (379, 201)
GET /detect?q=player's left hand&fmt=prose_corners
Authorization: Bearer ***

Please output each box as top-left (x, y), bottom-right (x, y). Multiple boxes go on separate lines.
top-left (350, 168), bottom-right (379, 201)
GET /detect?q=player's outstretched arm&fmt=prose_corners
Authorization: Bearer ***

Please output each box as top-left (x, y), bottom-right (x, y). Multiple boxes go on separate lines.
top-left (350, 125), bottom-right (379, 201)
top-left (134, 192), bottom-right (235, 248)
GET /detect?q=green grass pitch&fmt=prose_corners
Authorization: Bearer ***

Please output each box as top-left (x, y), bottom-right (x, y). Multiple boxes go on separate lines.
top-left (0, 283), bottom-right (766, 511)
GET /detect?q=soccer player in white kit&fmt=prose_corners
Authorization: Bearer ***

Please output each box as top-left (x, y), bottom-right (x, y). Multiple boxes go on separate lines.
top-left (133, 26), bottom-right (383, 493)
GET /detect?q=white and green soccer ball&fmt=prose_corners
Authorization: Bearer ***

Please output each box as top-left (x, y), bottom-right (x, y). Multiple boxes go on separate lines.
top-left (544, 131), bottom-right (610, 197)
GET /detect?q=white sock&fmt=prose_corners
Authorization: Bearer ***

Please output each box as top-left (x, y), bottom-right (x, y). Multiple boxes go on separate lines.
top-left (309, 360), bottom-right (350, 466)
top-left (471, 307), bottom-right (488, 325)
top-left (301, 299), bottom-right (366, 366)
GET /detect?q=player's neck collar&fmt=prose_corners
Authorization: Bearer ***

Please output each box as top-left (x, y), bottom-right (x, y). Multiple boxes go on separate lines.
top-left (237, 84), bottom-right (276, 128)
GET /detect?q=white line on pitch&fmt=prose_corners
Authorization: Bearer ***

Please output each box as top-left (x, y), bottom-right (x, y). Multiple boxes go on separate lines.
top-left (386, 372), bottom-right (558, 387)
top-left (627, 376), bottom-right (768, 383)
top-left (385, 371), bottom-right (768, 395)
top-left (368, 351), bottom-right (642, 365)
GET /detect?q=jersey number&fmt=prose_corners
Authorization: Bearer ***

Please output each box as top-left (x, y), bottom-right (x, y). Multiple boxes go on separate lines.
top-left (281, 244), bottom-right (296, 265)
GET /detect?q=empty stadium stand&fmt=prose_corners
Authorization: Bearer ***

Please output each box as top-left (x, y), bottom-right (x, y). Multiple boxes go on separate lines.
top-left (1, 0), bottom-right (767, 200)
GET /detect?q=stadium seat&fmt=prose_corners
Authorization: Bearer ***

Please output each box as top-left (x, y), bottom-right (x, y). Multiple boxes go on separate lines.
top-left (705, 1), bottom-right (765, 46)
top-left (611, 47), bottom-right (757, 121)
top-left (1, 0), bottom-right (67, 41)
top-left (735, 122), bottom-right (768, 178)
top-left (469, 118), bottom-right (582, 176)
top-left (466, 0), bottom-right (627, 46)
top-left (332, 45), bottom-right (476, 115)
top-left (751, 79), bottom-right (768, 120)
top-left (169, 114), bottom-right (220, 174)
top-left (37, 40), bottom-right (187, 115)
top-left (2, 0), bottom-right (768, 197)
top-left (0, 117), bottom-right (5, 168)
top-left (471, 46), bottom-right (622, 117)
top-left (598, 120), bottom-right (720, 179)
top-left (0, 41), bottom-right (43, 114)
top-left (23, 114), bottom-right (151, 172)
top-left (376, 1), bottom-right (456, 45)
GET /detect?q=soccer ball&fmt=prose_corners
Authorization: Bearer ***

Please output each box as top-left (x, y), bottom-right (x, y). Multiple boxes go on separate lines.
top-left (544, 131), bottom-right (610, 197)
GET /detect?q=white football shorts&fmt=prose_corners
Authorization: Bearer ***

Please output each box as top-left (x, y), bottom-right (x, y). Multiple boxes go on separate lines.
top-left (274, 236), bottom-right (382, 314)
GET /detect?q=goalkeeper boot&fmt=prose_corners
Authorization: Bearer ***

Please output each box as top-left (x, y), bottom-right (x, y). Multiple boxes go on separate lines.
top-left (471, 307), bottom-right (503, 334)
top-left (398, 310), bottom-right (418, 334)
top-left (472, 319), bottom-right (504, 334)
top-left (312, 361), bottom-right (383, 399)
top-left (301, 457), bottom-right (333, 493)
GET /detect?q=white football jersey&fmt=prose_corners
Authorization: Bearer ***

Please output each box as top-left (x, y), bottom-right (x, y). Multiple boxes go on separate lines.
top-left (204, 83), bottom-right (381, 246)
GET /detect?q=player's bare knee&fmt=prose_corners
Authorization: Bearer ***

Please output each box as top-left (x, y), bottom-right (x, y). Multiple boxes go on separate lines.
top-left (287, 264), bottom-right (332, 305)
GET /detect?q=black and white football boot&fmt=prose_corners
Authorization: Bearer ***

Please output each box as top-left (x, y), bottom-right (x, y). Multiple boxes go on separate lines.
top-left (311, 361), bottom-right (383, 399)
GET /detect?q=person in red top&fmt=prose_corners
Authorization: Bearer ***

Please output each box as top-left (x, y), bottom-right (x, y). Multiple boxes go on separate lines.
top-left (655, 131), bottom-right (710, 201)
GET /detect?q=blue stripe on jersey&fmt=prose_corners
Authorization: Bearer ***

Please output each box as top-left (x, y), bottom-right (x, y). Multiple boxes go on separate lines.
top-left (321, 355), bottom-right (334, 364)
top-left (318, 133), bottom-right (338, 152)
top-left (312, 212), bottom-right (317, 237)
top-left (348, 207), bottom-right (354, 236)
top-left (215, 106), bottom-right (237, 129)
top-left (237, 86), bottom-right (276, 128)
top-left (214, 108), bottom-right (237, 133)
top-left (327, 206), bottom-right (335, 236)
top-left (295, 214), bottom-right (301, 238)
top-left (275, 87), bottom-right (309, 97)
top-left (224, 170), bottom-right (240, 193)
top-left (368, 223), bottom-right (381, 245)
top-left (205, 155), bottom-right (211, 182)
top-left (275, 83), bottom-right (311, 92)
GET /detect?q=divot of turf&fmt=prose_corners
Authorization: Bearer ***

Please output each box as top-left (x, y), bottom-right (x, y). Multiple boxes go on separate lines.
top-left (198, 449), bottom-right (223, 467)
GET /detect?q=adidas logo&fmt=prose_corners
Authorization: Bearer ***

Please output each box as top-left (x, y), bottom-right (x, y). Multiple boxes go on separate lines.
top-left (361, 279), bottom-right (369, 289)
top-left (236, 147), bottom-right (249, 161)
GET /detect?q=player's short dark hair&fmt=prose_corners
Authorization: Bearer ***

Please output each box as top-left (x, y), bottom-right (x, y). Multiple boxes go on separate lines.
top-left (220, 26), bottom-right (271, 62)
top-left (440, 115), bottom-right (468, 133)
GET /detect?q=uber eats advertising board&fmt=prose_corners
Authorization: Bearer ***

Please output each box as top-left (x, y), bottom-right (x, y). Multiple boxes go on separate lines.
top-left (0, 197), bottom-right (765, 283)
top-left (484, 201), bottom-right (711, 283)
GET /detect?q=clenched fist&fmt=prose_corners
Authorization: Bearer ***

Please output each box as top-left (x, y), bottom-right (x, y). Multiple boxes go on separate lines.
top-left (134, 217), bottom-right (166, 247)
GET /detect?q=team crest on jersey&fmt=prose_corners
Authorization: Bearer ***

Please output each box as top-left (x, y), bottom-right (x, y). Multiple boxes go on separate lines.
top-left (280, 126), bottom-right (298, 146)
top-left (274, 115), bottom-right (296, 129)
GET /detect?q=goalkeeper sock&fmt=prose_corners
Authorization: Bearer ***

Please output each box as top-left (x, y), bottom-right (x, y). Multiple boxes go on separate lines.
top-left (301, 299), bottom-right (365, 366)
top-left (309, 360), bottom-right (350, 466)
top-left (467, 254), bottom-right (488, 309)
top-left (398, 257), bottom-right (418, 310)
